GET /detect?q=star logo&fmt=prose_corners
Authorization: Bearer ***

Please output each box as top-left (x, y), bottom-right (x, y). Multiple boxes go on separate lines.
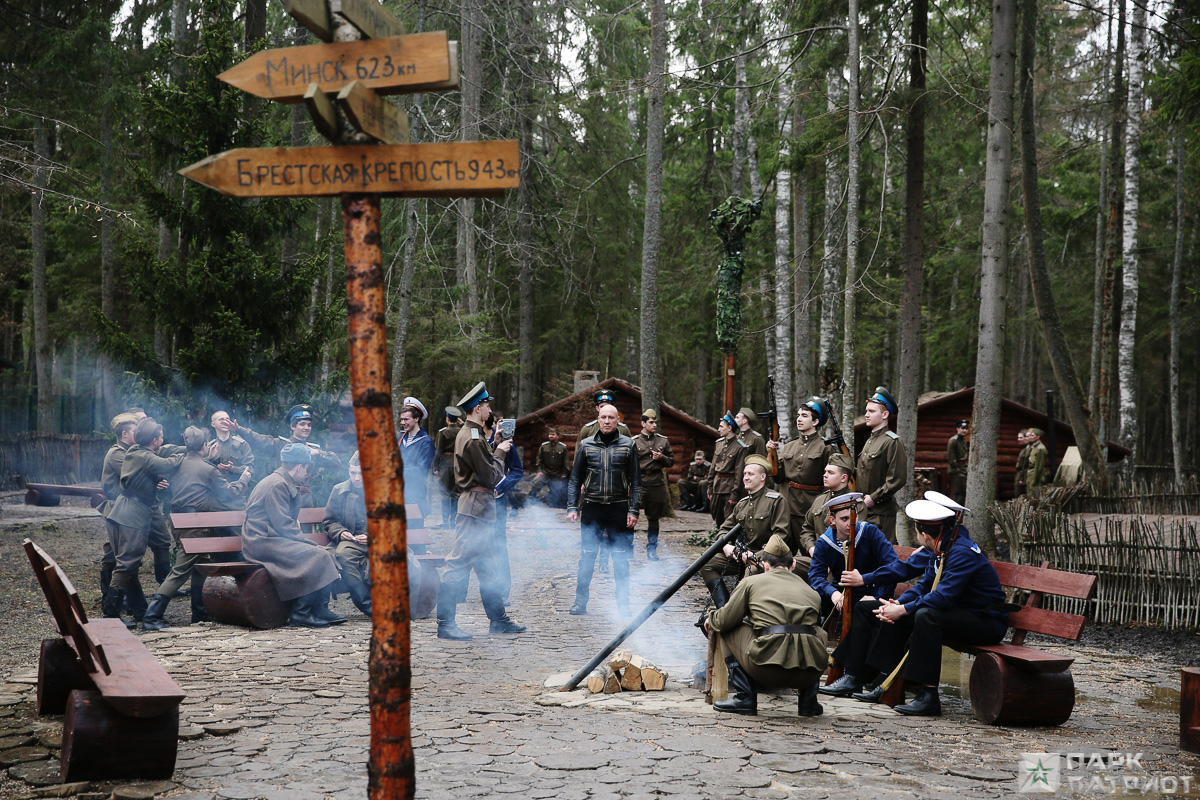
top-left (1017, 753), bottom-right (1060, 793)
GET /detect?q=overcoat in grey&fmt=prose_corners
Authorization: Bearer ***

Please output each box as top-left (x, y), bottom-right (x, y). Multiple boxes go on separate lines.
top-left (241, 467), bottom-right (339, 602)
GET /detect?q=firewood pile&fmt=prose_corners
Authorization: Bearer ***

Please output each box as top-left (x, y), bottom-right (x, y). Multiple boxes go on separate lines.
top-left (585, 649), bottom-right (668, 694)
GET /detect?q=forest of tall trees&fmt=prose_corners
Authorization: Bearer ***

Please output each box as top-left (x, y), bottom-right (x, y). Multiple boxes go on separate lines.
top-left (0, 0), bottom-right (1196, 482)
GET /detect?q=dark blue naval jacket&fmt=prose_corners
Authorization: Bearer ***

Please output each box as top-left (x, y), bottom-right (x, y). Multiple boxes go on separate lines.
top-left (867, 544), bottom-right (935, 588)
top-left (808, 520), bottom-right (900, 602)
top-left (897, 530), bottom-right (1007, 630)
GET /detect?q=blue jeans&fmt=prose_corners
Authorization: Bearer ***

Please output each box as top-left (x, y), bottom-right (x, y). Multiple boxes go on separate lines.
top-left (575, 502), bottom-right (632, 610)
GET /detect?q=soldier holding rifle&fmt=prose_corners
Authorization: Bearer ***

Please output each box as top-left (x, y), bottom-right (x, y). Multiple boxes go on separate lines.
top-left (857, 387), bottom-right (908, 543)
top-left (768, 397), bottom-right (833, 565)
top-left (808, 492), bottom-right (900, 623)
top-left (706, 412), bottom-right (743, 526)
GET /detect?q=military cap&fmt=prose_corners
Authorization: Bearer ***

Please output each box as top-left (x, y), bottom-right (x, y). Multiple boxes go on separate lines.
top-left (110, 412), bottom-right (139, 431)
top-left (801, 396), bottom-right (830, 427)
top-left (720, 411), bottom-right (737, 429)
top-left (694, 450), bottom-right (706, 459)
top-left (445, 406), bottom-right (462, 420)
top-left (823, 491), bottom-right (864, 513)
top-left (924, 489), bottom-right (969, 514)
top-left (593, 389), bottom-right (615, 405)
top-left (866, 386), bottom-right (897, 416)
top-left (737, 406), bottom-right (757, 423)
top-left (280, 442), bottom-right (312, 464)
top-left (642, 409), bottom-right (658, 421)
top-left (745, 454), bottom-right (772, 471)
top-left (458, 382), bottom-right (492, 412)
top-left (286, 404), bottom-right (314, 426)
top-left (1029, 427), bottom-right (1044, 437)
top-left (349, 450), bottom-right (360, 467)
top-left (957, 419), bottom-right (971, 429)
top-left (764, 534), bottom-right (791, 558)
top-left (828, 452), bottom-right (855, 472)
top-left (905, 499), bottom-right (954, 524)
top-left (401, 396), bottom-right (428, 420)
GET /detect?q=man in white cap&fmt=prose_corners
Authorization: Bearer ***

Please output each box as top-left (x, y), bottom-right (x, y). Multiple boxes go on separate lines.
top-left (439, 382), bottom-right (526, 639)
top-left (398, 396), bottom-right (435, 517)
top-left (822, 496), bottom-right (1007, 716)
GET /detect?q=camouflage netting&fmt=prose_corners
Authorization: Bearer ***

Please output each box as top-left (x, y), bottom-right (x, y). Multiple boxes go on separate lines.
top-left (710, 196), bottom-right (763, 355)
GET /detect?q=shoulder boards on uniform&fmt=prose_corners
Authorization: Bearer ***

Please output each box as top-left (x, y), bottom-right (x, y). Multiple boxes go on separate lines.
top-left (471, 428), bottom-right (480, 440)
top-left (231, 435), bottom-right (245, 443)
top-left (765, 491), bottom-right (781, 499)
top-left (886, 430), bottom-right (899, 439)
top-left (738, 440), bottom-right (749, 448)
top-left (970, 543), bottom-right (981, 554)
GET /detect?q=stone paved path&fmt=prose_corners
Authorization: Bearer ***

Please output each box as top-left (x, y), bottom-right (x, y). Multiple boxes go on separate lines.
top-left (2, 504), bottom-right (1198, 799)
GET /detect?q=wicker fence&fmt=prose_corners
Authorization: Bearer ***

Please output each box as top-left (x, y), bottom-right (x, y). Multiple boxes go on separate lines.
top-left (995, 500), bottom-right (1200, 630)
top-left (0, 434), bottom-right (111, 491)
top-left (1060, 475), bottom-right (1200, 516)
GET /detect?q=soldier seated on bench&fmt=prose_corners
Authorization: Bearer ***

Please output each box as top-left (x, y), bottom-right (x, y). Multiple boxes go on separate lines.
top-left (242, 443), bottom-right (345, 629)
top-left (323, 451), bottom-right (371, 617)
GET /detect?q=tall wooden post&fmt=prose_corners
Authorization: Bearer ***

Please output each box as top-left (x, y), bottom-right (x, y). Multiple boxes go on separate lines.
top-left (724, 355), bottom-right (735, 415)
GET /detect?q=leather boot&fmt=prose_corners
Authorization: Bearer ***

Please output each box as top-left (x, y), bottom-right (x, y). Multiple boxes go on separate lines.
top-left (140, 594), bottom-right (172, 631)
top-left (705, 579), bottom-right (730, 609)
top-left (101, 588), bottom-right (126, 620)
top-left (819, 672), bottom-right (862, 697)
top-left (852, 682), bottom-right (887, 703)
top-left (310, 589), bottom-right (348, 625)
top-left (437, 581), bottom-right (472, 640)
top-left (896, 686), bottom-right (942, 717)
top-left (126, 581), bottom-right (148, 622)
top-left (797, 684), bottom-right (823, 716)
top-left (99, 564), bottom-right (113, 603)
top-left (483, 588), bottom-right (525, 633)
top-left (190, 575), bottom-right (212, 623)
top-left (289, 592), bottom-right (331, 628)
top-left (713, 657), bottom-right (757, 715)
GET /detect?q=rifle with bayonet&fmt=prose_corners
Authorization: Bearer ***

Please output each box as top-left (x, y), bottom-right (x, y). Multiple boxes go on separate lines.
top-left (758, 375), bottom-right (780, 477)
top-left (824, 400), bottom-right (858, 684)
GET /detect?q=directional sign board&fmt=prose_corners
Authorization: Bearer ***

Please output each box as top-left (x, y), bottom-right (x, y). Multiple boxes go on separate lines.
top-left (337, 81), bottom-right (409, 144)
top-left (219, 32), bottom-right (452, 103)
top-left (332, 0), bottom-right (405, 39)
top-left (180, 141), bottom-right (519, 198)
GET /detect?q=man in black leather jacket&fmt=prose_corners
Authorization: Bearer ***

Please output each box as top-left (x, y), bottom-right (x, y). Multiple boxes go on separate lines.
top-left (567, 404), bottom-right (641, 616)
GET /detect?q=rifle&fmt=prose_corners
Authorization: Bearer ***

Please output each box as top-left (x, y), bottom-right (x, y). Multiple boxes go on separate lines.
top-left (758, 375), bottom-right (780, 476)
top-left (560, 524), bottom-right (744, 691)
top-left (824, 401), bottom-right (859, 684)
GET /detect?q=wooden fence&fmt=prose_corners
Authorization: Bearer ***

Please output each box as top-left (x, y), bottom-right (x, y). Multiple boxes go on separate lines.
top-left (995, 501), bottom-right (1200, 629)
top-left (1061, 475), bottom-right (1200, 516)
top-left (0, 434), bottom-right (111, 491)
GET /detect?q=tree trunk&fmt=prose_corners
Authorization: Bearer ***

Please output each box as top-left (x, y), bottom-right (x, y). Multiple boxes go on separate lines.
top-left (280, 23), bottom-right (309, 273)
top-left (1118, 0), bottom-right (1146, 463)
top-left (32, 124), bottom-right (53, 433)
top-left (774, 76), bottom-right (793, 440)
top-left (457, 0), bottom-right (481, 327)
top-left (516, 0), bottom-right (535, 417)
top-left (840, 0), bottom-right (861, 449)
top-left (99, 64), bottom-right (116, 417)
top-left (1089, 0), bottom-right (1111, 411)
top-left (732, 54), bottom-right (748, 197)
top-left (897, 0), bottom-right (927, 547)
top-left (639, 0), bottom-right (665, 414)
top-left (1098, 0), bottom-right (1126, 449)
top-left (819, 67), bottom-right (844, 396)
top-left (1018, 0), bottom-right (1106, 487)
top-left (793, 82), bottom-right (813, 401)
top-left (1170, 133), bottom-right (1185, 484)
top-left (966, 0), bottom-right (1017, 554)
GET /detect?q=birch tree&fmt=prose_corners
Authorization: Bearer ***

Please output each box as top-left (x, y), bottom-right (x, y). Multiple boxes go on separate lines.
top-left (818, 67), bottom-right (844, 397)
top-left (639, 0), bottom-right (665, 413)
top-left (773, 74), bottom-right (793, 439)
top-left (792, 81), bottom-right (814, 402)
top-left (840, 0), bottom-right (861, 444)
top-left (1169, 134), bottom-right (1186, 483)
top-left (967, 0), bottom-right (1017, 553)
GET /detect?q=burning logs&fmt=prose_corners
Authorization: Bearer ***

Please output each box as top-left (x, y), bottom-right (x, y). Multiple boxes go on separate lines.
top-left (585, 650), bottom-right (668, 694)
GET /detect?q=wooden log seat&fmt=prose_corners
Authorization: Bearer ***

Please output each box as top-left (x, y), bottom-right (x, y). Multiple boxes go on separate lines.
top-left (176, 504), bottom-right (441, 628)
top-left (23, 483), bottom-right (107, 508)
top-left (23, 539), bottom-right (184, 783)
top-left (1183, 667), bottom-right (1200, 755)
top-left (879, 546), bottom-right (1097, 726)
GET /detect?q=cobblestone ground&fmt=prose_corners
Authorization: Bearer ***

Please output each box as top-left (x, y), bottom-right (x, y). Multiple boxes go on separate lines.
top-left (1, 500), bottom-right (1198, 799)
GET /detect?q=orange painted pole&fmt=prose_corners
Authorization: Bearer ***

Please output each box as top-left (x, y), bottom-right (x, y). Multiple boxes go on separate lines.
top-left (724, 354), bottom-right (736, 415)
top-left (343, 193), bottom-right (414, 800)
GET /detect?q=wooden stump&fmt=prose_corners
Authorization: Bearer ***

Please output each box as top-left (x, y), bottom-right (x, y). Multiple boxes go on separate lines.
top-left (197, 565), bottom-right (290, 629)
top-left (37, 638), bottom-right (95, 715)
top-left (968, 652), bottom-right (1074, 725)
top-left (1182, 667), bottom-right (1200, 755)
top-left (409, 556), bottom-right (439, 620)
top-left (61, 690), bottom-right (178, 782)
top-left (24, 488), bottom-right (59, 507)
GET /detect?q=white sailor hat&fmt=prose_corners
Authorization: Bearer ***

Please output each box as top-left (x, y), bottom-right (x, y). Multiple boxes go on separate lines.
top-left (822, 491), bottom-right (864, 513)
top-left (924, 489), bottom-right (970, 515)
top-left (402, 396), bottom-right (428, 420)
top-left (905, 499), bottom-right (955, 524)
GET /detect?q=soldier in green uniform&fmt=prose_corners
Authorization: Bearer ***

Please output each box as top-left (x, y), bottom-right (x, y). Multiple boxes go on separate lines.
top-left (706, 413), bottom-right (743, 526)
top-left (208, 410), bottom-right (255, 481)
top-left (699, 454), bottom-right (788, 608)
top-left (734, 407), bottom-right (769, 470)
top-left (946, 419), bottom-right (970, 505)
top-left (634, 409), bottom-right (674, 560)
top-left (578, 389), bottom-right (632, 440)
top-left (678, 450), bottom-right (711, 512)
top-left (98, 413), bottom-right (140, 605)
top-left (704, 533), bottom-right (828, 717)
top-left (856, 387), bottom-right (908, 543)
top-left (796, 453), bottom-right (855, 575)
top-left (534, 428), bottom-right (570, 509)
top-left (769, 397), bottom-right (833, 560)
top-left (323, 451), bottom-right (372, 617)
top-left (432, 407), bottom-right (463, 527)
top-left (1014, 428), bottom-right (1031, 496)
top-left (1025, 428), bottom-right (1049, 491)
top-left (233, 404), bottom-right (342, 508)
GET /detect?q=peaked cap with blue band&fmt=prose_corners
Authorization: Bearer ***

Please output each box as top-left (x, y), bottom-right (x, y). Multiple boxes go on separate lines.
top-left (865, 386), bottom-right (897, 416)
top-left (286, 404), bottom-right (314, 426)
top-left (458, 382), bottom-right (492, 412)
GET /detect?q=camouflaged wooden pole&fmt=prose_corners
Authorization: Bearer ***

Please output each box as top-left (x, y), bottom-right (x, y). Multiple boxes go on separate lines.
top-left (343, 194), bottom-right (414, 799)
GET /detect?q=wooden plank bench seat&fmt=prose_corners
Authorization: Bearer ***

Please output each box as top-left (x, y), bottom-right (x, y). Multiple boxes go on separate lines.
top-left (23, 539), bottom-right (184, 782)
top-left (24, 482), bottom-right (107, 508)
top-left (172, 504), bottom-right (441, 628)
top-left (879, 545), bottom-right (1097, 726)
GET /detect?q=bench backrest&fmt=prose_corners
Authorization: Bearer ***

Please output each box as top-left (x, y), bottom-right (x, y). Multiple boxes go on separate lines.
top-left (23, 539), bottom-right (111, 675)
top-left (171, 502), bottom-right (430, 552)
top-left (893, 544), bottom-right (1097, 643)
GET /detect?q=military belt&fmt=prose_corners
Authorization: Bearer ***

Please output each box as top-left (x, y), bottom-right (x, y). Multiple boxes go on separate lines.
top-left (787, 481), bottom-right (822, 492)
top-left (716, 472), bottom-right (735, 478)
top-left (467, 486), bottom-right (491, 493)
top-left (757, 624), bottom-right (817, 637)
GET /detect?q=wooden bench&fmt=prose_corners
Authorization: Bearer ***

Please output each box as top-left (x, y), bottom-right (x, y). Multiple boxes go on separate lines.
top-left (880, 545), bottom-right (1097, 726)
top-left (172, 504), bottom-right (441, 628)
top-left (24, 482), bottom-right (107, 508)
top-left (23, 539), bottom-right (184, 782)
top-left (1183, 667), bottom-right (1200, 755)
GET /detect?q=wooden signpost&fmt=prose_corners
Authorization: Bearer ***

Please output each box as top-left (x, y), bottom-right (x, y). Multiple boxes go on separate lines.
top-left (181, 3), bottom-right (519, 798)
